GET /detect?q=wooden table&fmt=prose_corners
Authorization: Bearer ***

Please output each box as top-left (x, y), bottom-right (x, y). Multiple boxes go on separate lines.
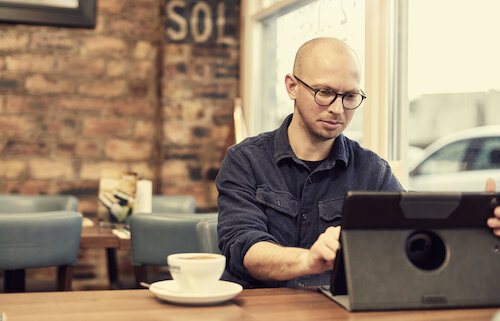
top-left (80, 224), bottom-right (130, 287)
top-left (0, 287), bottom-right (498, 321)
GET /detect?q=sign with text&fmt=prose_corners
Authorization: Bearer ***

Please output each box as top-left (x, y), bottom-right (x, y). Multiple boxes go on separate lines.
top-left (165, 0), bottom-right (238, 45)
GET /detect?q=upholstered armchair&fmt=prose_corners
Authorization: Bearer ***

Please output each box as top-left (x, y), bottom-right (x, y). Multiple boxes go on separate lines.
top-left (0, 194), bottom-right (82, 292)
top-left (129, 212), bottom-right (218, 287)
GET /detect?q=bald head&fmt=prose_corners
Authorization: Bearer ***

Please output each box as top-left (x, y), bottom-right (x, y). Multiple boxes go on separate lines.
top-left (292, 37), bottom-right (360, 77)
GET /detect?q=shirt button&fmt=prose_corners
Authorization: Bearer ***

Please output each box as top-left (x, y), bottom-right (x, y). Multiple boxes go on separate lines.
top-left (302, 213), bottom-right (308, 221)
top-left (308, 177), bottom-right (313, 184)
top-left (276, 200), bottom-right (281, 206)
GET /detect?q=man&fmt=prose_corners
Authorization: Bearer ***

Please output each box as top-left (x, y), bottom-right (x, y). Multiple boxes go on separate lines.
top-left (216, 37), bottom-right (500, 289)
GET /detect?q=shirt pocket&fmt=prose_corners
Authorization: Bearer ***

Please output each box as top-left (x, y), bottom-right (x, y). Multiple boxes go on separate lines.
top-left (256, 185), bottom-right (298, 246)
top-left (318, 197), bottom-right (344, 233)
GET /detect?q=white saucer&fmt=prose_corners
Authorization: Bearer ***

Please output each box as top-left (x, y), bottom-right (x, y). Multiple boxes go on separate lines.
top-left (149, 280), bottom-right (243, 305)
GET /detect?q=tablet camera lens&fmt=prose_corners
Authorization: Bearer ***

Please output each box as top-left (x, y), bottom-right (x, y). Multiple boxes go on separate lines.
top-left (405, 230), bottom-right (446, 271)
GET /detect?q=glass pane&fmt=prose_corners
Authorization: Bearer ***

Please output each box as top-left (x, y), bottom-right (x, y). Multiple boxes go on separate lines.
top-left (414, 140), bottom-right (469, 176)
top-left (470, 137), bottom-right (500, 170)
top-left (407, 0), bottom-right (500, 191)
top-left (255, 0), bottom-right (365, 142)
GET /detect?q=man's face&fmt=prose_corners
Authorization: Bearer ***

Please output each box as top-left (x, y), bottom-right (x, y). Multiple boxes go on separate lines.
top-left (292, 45), bottom-right (361, 142)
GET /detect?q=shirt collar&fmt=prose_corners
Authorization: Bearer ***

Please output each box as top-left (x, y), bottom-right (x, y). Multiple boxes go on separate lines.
top-left (273, 114), bottom-right (349, 169)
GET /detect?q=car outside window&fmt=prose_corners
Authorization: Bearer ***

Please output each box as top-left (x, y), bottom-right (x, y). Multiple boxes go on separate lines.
top-left (470, 137), bottom-right (500, 171)
top-left (414, 140), bottom-right (470, 176)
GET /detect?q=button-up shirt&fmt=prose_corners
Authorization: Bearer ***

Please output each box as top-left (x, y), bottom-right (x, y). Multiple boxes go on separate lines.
top-left (216, 114), bottom-right (403, 288)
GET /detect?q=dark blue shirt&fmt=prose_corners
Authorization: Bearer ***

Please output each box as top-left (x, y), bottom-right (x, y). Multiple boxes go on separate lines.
top-left (216, 114), bottom-right (403, 288)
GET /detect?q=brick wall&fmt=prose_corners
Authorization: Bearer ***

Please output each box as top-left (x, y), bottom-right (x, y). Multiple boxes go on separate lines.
top-left (0, 0), bottom-right (240, 213)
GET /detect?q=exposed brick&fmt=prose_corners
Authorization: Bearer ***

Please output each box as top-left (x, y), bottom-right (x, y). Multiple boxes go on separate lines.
top-left (108, 20), bottom-right (156, 36)
top-left (0, 160), bottom-right (27, 179)
top-left (78, 79), bottom-right (127, 98)
top-left (131, 61), bottom-right (154, 80)
top-left (161, 160), bottom-right (190, 182)
top-left (0, 115), bottom-right (33, 134)
top-left (106, 60), bottom-right (129, 77)
top-left (30, 32), bottom-right (76, 51)
top-left (83, 118), bottom-right (131, 137)
top-left (98, 0), bottom-right (125, 13)
top-left (128, 81), bottom-right (149, 97)
top-left (5, 95), bottom-right (55, 114)
top-left (55, 141), bottom-right (76, 157)
top-left (130, 162), bottom-right (154, 180)
top-left (163, 122), bottom-right (191, 145)
top-left (205, 167), bottom-right (219, 181)
top-left (6, 54), bottom-right (56, 73)
top-left (58, 97), bottom-right (106, 112)
top-left (75, 140), bottom-right (100, 157)
top-left (77, 198), bottom-right (99, 217)
top-left (0, 77), bottom-right (20, 89)
top-left (134, 41), bottom-right (156, 60)
top-left (134, 120), bottom-right (154, 139)
top-left (163, 82), bottom-right (193, 100)
top-left (211, 123), bottom-right (231, 143)
top-left (2, 138), bottom-right (48, 156)
top-left (25, 75), bottom-right (76, 94)
top-left (131, 0), bottom-right (160, 20)
top-left (105, 140), bottom-right (152, 160)
top-left (55, 181), bottom-right (99, 197)
top-left (0, 32), bottom-right (29, 51)
top-left (164, 44), bottom-right (192, 63)
top-left (82, 36), bottom-right (127, 56)
top-left (57, 56), bottom-right (105, 75)
top-left (80, 161), bottom-right (128, 180)
top-left (107, 100), bottom-right (151, 116)
top-left (45, 118), bottom-right (78, 136)
top-left (29, 159), bottom-right (74, 180)
top-left (192, 126), bottom-right (211, 138)
top-left (161, 182), bottom-right (217, 211)
top-left (164, 100), bottom-right (205, 121)
top-left (4, 180), bottom-right (52, 195)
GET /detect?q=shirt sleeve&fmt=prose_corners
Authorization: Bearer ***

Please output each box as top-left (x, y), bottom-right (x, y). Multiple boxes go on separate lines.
top-left (215, 145), bottom-right (280, 287)
top-left (375, 158), bottom-right (405, 192)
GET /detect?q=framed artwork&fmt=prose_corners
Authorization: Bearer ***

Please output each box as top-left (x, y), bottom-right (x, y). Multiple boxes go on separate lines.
top-left (0, 0), bottom-right (96, 28)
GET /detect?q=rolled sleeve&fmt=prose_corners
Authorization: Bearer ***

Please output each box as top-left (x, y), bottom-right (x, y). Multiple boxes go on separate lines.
top-left (216, 146), bottom-right (279, 287)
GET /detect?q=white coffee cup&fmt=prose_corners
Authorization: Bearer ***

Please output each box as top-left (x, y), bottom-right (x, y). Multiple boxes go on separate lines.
top-left (167, 253), bottom-right (226, 293)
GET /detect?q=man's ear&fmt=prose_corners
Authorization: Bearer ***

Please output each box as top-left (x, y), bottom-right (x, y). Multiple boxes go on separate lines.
top-left (285, 74), bottom-right (297, 100)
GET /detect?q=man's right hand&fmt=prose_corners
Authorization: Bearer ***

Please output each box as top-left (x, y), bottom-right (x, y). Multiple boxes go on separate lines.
top-left (305, 226), bottom-right (341, 274)
top-left (243, 226), bottom-right (341, 281)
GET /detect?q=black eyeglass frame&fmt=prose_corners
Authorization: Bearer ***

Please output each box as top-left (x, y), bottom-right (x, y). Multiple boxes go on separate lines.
top-left (293, 75), bottom-right (366, 110)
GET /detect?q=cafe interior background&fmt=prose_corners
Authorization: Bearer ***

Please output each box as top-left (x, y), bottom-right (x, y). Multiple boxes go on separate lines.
top-left (0, 0), bottom-right (499, 291)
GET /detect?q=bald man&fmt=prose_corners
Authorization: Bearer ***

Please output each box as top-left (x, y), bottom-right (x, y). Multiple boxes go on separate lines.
top-left (215, 37), bottom-right (499, 289)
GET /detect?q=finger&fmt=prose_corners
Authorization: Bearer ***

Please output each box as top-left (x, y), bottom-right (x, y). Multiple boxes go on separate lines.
top-left (485, 178), bottom-right (496, 192)
top-left (494, 229), bottom-right (500, 238)
top-left (487, 218), bottom-right (500, 228)
top-left (495, 206), bottom-right (500, 218)
top-left (324, 226), bottom-right (341, 239)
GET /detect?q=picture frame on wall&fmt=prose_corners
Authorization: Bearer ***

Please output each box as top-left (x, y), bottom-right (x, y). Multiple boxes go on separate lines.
top-left (0, 0), bottom-right (96, 28)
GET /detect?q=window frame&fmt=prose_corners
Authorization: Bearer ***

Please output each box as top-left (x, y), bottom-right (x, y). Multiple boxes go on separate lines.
top-left (240, 0), bottom-right (408, 183)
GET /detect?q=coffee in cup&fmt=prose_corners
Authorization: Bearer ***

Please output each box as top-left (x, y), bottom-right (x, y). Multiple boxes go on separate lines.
top-left (167, 253), bottom-right (226, 293)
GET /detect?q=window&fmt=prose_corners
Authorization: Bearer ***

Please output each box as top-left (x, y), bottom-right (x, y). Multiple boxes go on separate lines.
top-left (242, 0), bottom-right (365, 140)
top-left (406, 0), bottom-right (500, 191)
top-left (413, 140), bottom-right (470, 176)
top-left (471, 137), bottom-right (500, 170)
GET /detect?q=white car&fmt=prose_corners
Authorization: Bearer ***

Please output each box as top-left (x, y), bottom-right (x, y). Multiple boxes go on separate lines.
top-left (408, 125), bottom-right (500, 192)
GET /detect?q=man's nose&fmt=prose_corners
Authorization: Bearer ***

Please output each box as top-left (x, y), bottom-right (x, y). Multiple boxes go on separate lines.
top-left (327, 97), bottom-right (343, 113)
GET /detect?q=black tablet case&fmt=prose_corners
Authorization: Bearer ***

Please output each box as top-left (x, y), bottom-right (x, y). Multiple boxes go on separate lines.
top-left (320, 191), bottom-right (500, 311)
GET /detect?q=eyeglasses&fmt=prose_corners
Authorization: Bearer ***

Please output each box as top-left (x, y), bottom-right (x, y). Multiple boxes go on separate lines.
top-left (293, 75), bottom-right (366, 110)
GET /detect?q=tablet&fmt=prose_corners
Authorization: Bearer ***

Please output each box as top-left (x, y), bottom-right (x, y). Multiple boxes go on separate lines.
top-left (320, 191), bottom-right (500, 311)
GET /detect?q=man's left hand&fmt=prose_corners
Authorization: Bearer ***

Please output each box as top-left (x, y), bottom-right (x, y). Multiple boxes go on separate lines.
top-left (485, 178), bottom-right (500, 237)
